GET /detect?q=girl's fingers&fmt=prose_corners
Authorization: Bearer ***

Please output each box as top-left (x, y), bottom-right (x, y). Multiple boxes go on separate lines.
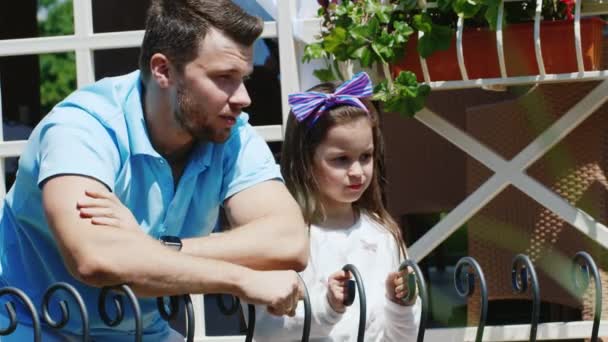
top-left (329, 270), bottom-right (351, 281)
top-left (84, 189), bottom-right (112, 199)
top-left (77, 198), bottom-right (113, 209)
top-left (90, 216), bottom-right (120, 227)
top-left (79, 207), bottom-right (115, 218)
top-left (84, 190), bottom-right (121, 204)
top-left (394, 276), bottom-right (404, 287)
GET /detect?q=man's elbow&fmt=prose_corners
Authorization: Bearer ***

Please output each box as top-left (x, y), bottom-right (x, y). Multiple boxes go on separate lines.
top-left (291, 241), bottom-right (309, 272)
top-left (69, 252), bottom-right (121, 288)
top-left (285, 223), bottom-right (309, 271)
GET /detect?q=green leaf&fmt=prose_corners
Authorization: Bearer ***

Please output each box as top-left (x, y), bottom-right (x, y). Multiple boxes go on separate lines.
top-left (417, 24), bottom-right (453, 58)
top-left (365, 0), bottom-right (394, 23)
top-left (372, 72), bottom-right (430, 117)
top-left (323, 27), bottom-right (348, 54)
top-left (412, 13), bottom-right (433, 33)
top-left (392, 21), bottom-right (414, 45)
top-left (395, 70), bottom-right (419, 86)
top-left (350, 25), bottom-right (370, 41)
top-left (452, 0), bottom-right (482, 18)
top-left (372, 81), bottom-right (391, 102)
top-left (398, 0), bottom-right (419, 11)
top-left (313, 68), bottom-right (337, 82)
top-left (302, 43), bottom-right (326, 63)
top-left (437, 0), bottom-right (455, 12)
top-left (351, 46), bottom-right (374, 67)
top-left (482, 0), bottom-right (502, 30)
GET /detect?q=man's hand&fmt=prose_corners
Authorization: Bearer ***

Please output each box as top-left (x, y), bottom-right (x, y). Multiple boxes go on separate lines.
top-left (326, 270), bottom-right (351, 313)
top-left (240, 270), bottom-right (301, 317)
top-left (77, 190), bottom-right (141, 233)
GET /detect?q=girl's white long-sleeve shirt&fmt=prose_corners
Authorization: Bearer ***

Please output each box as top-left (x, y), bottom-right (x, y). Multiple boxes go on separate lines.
top-left (243, 213), bottom-right (421, 341)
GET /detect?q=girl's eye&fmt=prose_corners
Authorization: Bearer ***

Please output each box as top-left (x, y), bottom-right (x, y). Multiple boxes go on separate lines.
top-left (332, 156), bottom-right (349, 163)
top-left (360, 153), bottom-right (373, 162)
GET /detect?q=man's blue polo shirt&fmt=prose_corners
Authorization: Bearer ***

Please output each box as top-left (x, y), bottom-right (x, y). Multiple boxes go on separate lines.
top-left (0, 70), bottom-right (282, 339)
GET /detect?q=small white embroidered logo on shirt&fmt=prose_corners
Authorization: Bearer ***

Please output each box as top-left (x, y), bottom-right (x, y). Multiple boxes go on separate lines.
top-left (361, 240), bottom-right (377, 253)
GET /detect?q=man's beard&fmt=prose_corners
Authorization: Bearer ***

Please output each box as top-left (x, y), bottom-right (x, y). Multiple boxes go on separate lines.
top-left (175, 84), bottom-right (229, 143)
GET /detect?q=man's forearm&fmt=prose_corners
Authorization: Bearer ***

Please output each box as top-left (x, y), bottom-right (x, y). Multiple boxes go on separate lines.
top-left (67, 228), bottom-right (249, 297)
top-left (181, 215), bottom-right (309, 271)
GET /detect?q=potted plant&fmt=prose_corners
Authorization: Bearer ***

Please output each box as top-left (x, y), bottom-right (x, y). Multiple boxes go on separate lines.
top-left (303, 0), bottom-right (605, 117)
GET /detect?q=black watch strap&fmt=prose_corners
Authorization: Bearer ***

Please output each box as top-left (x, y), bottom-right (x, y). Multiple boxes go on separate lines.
top-left (159, 235), bottom-right (182, 251)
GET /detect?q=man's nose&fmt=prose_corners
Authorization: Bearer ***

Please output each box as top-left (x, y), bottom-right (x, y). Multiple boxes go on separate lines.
top-left (230, 82), bottom-right (252, 110)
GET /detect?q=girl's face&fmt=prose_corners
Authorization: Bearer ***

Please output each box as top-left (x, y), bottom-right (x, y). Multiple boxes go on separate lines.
top-left (313, 116), bottom-right (374, 215)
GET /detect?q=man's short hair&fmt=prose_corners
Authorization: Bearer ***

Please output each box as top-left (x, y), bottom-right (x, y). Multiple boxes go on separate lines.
top-left (139, 0), bottom-right (264, 81)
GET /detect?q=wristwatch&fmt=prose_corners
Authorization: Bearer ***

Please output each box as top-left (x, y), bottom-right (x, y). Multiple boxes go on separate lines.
top-left (159, 235), bottom-right (183, 251)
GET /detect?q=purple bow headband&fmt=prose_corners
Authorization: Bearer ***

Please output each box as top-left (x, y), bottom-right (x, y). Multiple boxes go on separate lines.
top-left (288, 72), bottom-right (373, 124)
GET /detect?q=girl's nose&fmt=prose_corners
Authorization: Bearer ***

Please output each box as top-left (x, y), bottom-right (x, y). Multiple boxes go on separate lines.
top-left (348, 162), bottom-right (363, 177)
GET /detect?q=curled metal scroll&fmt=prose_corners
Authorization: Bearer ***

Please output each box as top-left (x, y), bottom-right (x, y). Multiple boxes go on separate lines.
top-left (98, 284), bottom-right (142, 342)
top-left (342, 264), bottom-right (366, 342)
top-left (216, 294), bottom-right (241, 316)
top-left (511, 254), bottom-right (540, 342)
top-left (157, 295), bottom-right (195, 342)
top-left (296, 274), bottom-right (311, 342)
top-left (216, 295), bottom-right (255, 342)
top-left (156, 296), bottom-right (179, 321)
top-left (572, 251), bottom-right (601, 342)
top-left (244, 303), bottom-right (255, 342)
top-left (183, 295), bottom-right (195, 342)
top-left (399, 259), bottom-right (428, 342)
top-left (42, 282), bottom-right (89, 341)
top-left (454, 257), bottom-right (487, 342)
top-left (0, 287), bottom-right (41, 342)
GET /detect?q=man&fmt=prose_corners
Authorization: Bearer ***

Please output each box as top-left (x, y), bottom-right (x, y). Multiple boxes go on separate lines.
top-left (0, 0), bottom-right (308, 340)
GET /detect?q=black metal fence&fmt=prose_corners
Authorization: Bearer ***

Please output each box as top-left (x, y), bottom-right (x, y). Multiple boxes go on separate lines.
top-left (0, 251), bottom-right (601, 341)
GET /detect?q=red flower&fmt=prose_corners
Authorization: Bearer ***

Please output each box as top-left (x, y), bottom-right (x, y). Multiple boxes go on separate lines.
top-left (561, 0), bottom-right (575, 20)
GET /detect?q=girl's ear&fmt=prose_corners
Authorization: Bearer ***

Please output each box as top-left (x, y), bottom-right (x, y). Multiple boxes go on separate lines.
top-left (149, 53), bottom-right (172, 88)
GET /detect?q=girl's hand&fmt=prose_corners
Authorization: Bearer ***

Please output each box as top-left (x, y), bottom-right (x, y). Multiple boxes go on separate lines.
top-left (386, 270), bottom-right (417, 306)
top-left (326, 270), bottom-right (352, 313)
top-left (77, 190), bottom-right (141, 232)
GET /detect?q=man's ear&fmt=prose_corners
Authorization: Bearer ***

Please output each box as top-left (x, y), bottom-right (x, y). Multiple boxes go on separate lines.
top-left (149, 53), bottom-right (172, 88)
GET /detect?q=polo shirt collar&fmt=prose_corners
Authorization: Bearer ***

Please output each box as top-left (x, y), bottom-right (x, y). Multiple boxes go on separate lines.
top-left (123, 71), bottom-right (213, 170)
top-left (123, 71), bottom-right (162, 158)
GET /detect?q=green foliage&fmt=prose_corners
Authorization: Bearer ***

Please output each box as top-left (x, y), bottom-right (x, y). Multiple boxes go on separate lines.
top-left (373, 71), bottom-right (430, 117)
top-left (304, 0), bottom-right (575, 117)
top-left (39, 52), bottom-right (76, 114)
top-left (303, 0), bottom-right (452, 117)
top-left (38, 0), bottom-right (75, 114)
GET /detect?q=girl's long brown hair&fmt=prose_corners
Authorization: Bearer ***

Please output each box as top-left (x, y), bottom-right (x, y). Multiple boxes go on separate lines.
top-left (281, 82), bottom-right (406, 258)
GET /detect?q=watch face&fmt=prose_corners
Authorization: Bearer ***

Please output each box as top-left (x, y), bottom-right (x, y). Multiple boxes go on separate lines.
top-left (160, 235), bottom-right (182, 251)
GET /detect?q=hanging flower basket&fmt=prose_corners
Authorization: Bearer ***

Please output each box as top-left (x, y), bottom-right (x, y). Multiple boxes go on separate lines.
top-left (392, 17), bottom-right (605, 81)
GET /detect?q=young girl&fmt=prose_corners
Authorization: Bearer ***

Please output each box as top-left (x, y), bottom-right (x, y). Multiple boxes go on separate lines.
top-left (247, 72), bottom-right (420, 341)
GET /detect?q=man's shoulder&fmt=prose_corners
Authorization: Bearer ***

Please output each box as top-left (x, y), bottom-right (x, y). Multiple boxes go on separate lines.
top-left (56, 71), bottom-right (141, 124)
